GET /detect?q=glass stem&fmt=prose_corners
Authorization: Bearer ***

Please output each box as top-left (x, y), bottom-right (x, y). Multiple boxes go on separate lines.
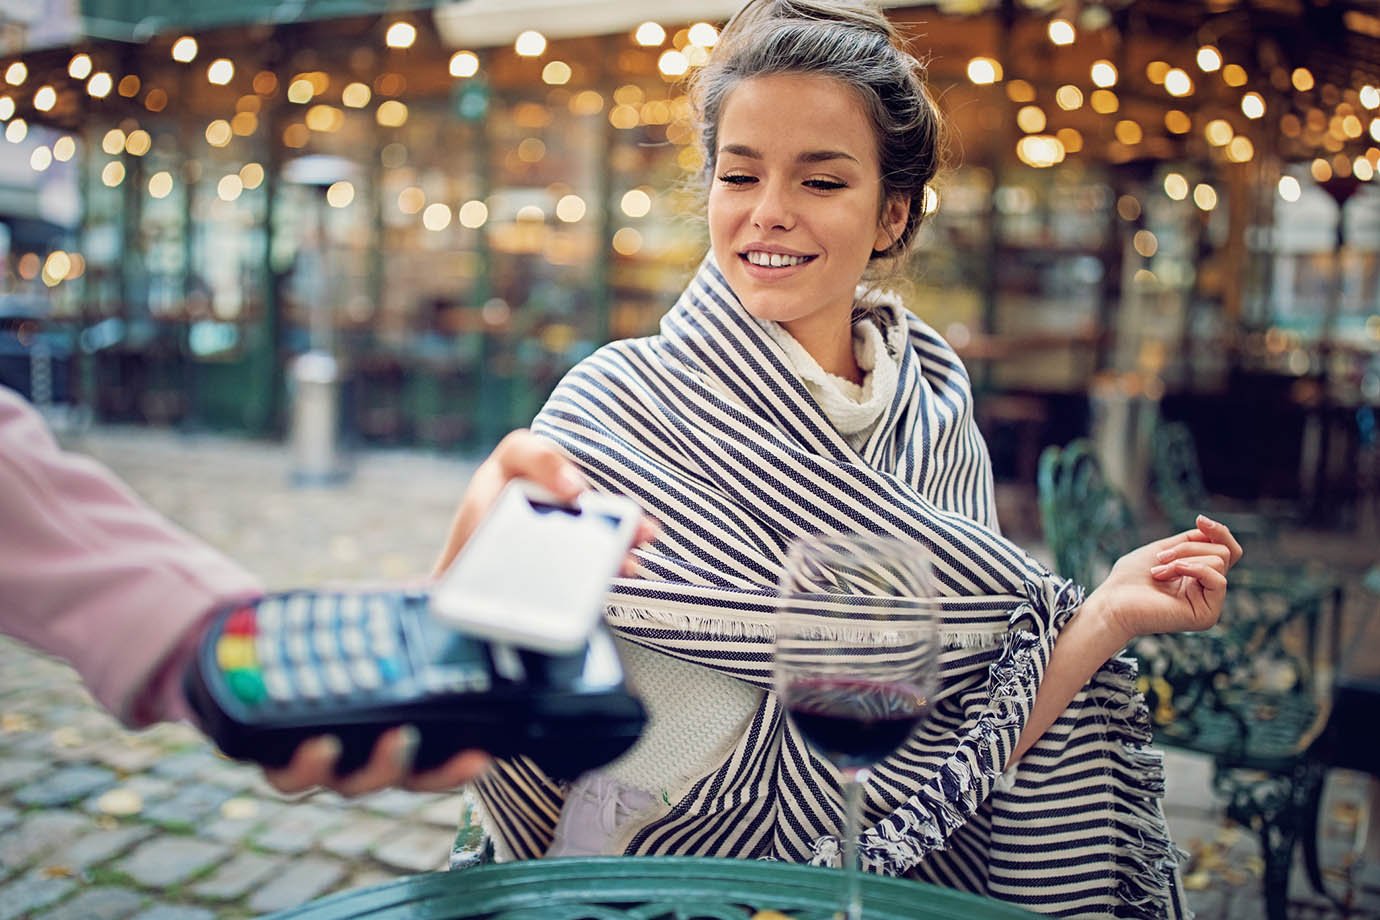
top-left (841, 766), bottom-right (870, 920)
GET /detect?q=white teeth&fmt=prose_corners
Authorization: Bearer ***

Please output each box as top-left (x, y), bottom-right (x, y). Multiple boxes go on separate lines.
top-left (745, 251), bottom-right (808, 268)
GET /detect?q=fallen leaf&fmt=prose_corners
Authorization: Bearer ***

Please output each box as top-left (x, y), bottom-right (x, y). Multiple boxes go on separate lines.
top-left (40, 865), bottom-right (74, 879)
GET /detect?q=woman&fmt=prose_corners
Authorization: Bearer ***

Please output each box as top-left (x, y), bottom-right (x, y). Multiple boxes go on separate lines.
top-left (465, 2), bottom-right (1239, 915)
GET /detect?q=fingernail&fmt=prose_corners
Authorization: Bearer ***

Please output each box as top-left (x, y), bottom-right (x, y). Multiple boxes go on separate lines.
top-left (316, 735), bottom-right (342, 763)
top-left (558, 467), bottom-right (587, 495)
top-left (1198, 514), bottom-right (1219, 528)
top-left (1155, 550), bottom-right (1171, 562)
top-left (394, 725), bottom-right (420, 771)
top-left (1150, 564), bottom-right (1168, 575)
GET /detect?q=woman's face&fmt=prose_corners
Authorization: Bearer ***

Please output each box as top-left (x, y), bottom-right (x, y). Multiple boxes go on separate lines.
top-left (708, 72), bottom-right (908, 350)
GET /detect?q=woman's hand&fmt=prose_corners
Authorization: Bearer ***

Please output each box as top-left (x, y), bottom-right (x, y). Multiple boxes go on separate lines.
top-left (1086, 514), bottom-right (1244, 644)
top-left (431, 429), bottom-right (656, 578)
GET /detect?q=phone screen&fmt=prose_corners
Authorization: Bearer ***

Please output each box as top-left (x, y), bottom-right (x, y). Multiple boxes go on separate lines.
top-left (432, 484), bottom-right (639, 652)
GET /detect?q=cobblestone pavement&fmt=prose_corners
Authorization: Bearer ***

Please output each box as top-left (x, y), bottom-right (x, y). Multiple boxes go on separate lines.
top-left (1, 424), bottom-right (1378, 918)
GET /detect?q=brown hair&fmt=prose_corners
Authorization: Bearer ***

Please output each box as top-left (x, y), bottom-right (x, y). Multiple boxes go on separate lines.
top-left (691, 0), bottom-right (944, 260)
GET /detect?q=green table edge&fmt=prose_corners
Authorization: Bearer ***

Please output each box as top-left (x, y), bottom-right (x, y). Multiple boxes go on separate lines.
top-left (266, 856), bottom-right (1041, 919)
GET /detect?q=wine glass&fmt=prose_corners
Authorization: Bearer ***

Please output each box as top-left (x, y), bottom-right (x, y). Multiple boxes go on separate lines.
top-left (775, 533), bottom-right (938, 920)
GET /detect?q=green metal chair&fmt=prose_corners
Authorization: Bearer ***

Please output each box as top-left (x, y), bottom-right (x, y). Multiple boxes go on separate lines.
top-left (1151, 420), bottom-right (1280, 548)
top-left (1038, 439), bottom-right (1336, 920)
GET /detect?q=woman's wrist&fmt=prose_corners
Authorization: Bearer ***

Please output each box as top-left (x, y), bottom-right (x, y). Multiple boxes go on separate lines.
top-left (1078, 588), bottom-right (1135, 653)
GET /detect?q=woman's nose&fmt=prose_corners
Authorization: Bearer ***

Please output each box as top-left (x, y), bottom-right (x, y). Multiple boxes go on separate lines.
top-left (750, 181), bottom-right (795, 231)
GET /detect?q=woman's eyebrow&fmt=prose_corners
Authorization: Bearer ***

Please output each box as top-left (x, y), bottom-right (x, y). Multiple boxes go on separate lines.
top-left (718, 143), bottom-right (860, 165)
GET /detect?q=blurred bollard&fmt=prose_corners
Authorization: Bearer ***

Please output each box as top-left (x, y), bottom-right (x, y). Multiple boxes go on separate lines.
top-left (289, 350), bottom-right (349, 486)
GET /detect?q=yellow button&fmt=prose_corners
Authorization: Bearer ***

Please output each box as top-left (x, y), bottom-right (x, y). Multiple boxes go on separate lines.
top-left (216, 635), bottom-right (256, 671)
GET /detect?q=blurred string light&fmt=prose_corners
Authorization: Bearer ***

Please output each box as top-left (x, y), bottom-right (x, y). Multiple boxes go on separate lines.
top-left (149, 171), bottom-right (174, 198)
top-left (542, 61), bottom-right (572, 85)
top-left (1133, 229), bottom-right (1157, 257)
top-left (53, 136), bottom-right (75, 161)
top-left (515, 30), bottom-right (546, 57)
top-left (1114, 119), bottom-right (1142, 144)
top-left (118, 75), bottom-right (140, 97)
top-left (398, 187), bottom-right (425, 214)
top-left (1056, 127), bottom-right (1083, 152)
top-left (556, 194), bottom-right (586, 222)
top-left (458, 200), bottom-right (487, 228)
top-left (1146, 61), bottom-right (1169, 85)
top-left (1193, 183), bottom-right (1218, 211)
top-left (1165, 109), bottom-right (1192, 133)
top-left (1164, 172), bottom-right (1189, 200)
top-left (1016, 134), bottom-right (1064, 167)
top-left (687, 23), bottom-right (718, 46)
top-left (612, 227), bottom-right (643, 255)
top-left (1090, 60), bottom-right (1117, 87)
top-left (385, 22), bottom-right (417, 49)
top-left (1196, 46), bottom-right (1222, 72)
top-left (101, 161), bottom-right (125, 187)
top-left (635, 22), bottom-right (666, 46)
top-left (1292, 68), bottom-right (1314, 92)
top-left (1006, 79), bottom-right (1034, 102)
top-left (326, 180), bottom-right (353, 207)
top-left (1241, 92), bottom-right (1265, 119)
top-left (1204, 118), bottom-right (1233, 146)
top-left (6, 62), bottom-right (27, 85)
top-left (0, 96), bottom-right (12, 119)
top-left (1312, 157), bottom-right (1333, 182)
top-left (207, 58), bottom-right (234, 85)
top-left (659, 50), bottom-right (689, 77)
top-left (1164, 68), bottom-right (1193, 97)
top-left (205, 119), bottom-right (232, 146)
top-left (1055, 85), bottom-right (1083, 110)
top-left (1278, 175), bottom-right (1301, 202)
top-left (33, 85), bottom-right (55, 111)
top-left (1047, 18), bottom-right (1075, 45)
top-left (342, 82), bottom-right (371, 107)
top-left (1090, 89), bottom-right (1119, 113)
top-left (101, 127), bottom-right (124, 153)
top-left (68, 54), bottom-right (92, 79)
top-left (1226, 136), bottom-right (1254, 162)
top-left (30, 146), bottom-right (52, 171)
top-left (240, 163), bottom-right (264, 189)
top-left (1355, 157), bottom-right (1375, 181)
top-left (620, 188), bottom-right (652, 217)
top-left (5, 118), bottom-right (26, 142)
top-left (1222, 64), bottom-right (1247, 87)
top-left (287, 78), bottom-right (315, 103)
top-left (423, 202), bottom-right (452, 230)
top-left (1361, 85), bottom-right (1380, 109)
top-left (171, 36), bottom-right (198, 62)
top-left (218, 174), bottom-right (244, 201)
top-left (967, 57), bottom-right (1001, 84)
top-left (87, 73), bottom-right (113, 98)
top-left (450, 51), bottom-right (479, 77)
top-left (1016, 105), bottom-right (1046, 133)
top-left (125, 129), bottom-right (151, 155)
top-left (376, 100), bottom-right (408, 127)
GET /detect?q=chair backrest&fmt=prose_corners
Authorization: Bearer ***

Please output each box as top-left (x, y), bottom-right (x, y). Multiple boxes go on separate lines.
top-left (1037, 438), bottom-right (1140, 589)
top-left (1151, 420), bottom-right (1208, 529)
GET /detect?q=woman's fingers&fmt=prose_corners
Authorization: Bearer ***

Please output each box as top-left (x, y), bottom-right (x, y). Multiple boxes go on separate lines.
top-left (1154, 541), bottom-right (1231, 566)
top-left (1150, 554), bottom-right (1228, 581)
top-left (327, 726), bottom-right (421, 798)
top-left (1196, 514), bottom-right (1244, 568)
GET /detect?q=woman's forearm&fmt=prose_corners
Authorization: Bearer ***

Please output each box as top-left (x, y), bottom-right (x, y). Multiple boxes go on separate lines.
top-left (1010, 593), bottom-right (1130, 763)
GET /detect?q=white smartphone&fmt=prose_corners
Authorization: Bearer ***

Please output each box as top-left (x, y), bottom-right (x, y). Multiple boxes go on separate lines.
top-left (431, 479), bottom-right (642, 654)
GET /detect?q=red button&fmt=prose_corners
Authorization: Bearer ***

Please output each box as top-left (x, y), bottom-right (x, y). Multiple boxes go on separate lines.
top-left (224, 608), bottom-right (257, 636)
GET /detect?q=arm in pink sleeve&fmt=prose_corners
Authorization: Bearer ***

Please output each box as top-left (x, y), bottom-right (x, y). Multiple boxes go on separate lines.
top-left (0, 387), bottom-right (262, 726)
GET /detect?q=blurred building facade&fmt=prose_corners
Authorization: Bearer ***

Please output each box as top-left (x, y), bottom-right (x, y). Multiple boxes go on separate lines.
top-left (0, 0), bottom-right (1378, 511)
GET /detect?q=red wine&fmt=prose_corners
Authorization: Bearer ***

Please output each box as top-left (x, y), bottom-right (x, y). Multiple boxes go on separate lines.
top-left (785, 678), bottom-right (928, 769)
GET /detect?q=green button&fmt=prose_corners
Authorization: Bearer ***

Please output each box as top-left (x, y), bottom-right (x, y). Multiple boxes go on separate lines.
top-left (226, 669), bottom-right (267, 704)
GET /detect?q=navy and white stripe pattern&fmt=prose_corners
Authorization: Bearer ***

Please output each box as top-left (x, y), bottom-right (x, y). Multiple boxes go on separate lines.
top-left (472, 256), bottom-right (1187, 918)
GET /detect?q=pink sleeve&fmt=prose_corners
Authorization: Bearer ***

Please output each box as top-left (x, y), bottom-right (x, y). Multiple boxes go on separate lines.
top-left (0, 388), bottom-right (262, 725)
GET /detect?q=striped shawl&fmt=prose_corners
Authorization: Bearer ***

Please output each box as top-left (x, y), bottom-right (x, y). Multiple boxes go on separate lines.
top-left (472, 257), bottom-right (1187, 918)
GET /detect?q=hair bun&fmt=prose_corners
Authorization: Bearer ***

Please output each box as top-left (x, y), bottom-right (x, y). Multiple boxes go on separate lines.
top-left (721, 0), bottom-right (898, 47)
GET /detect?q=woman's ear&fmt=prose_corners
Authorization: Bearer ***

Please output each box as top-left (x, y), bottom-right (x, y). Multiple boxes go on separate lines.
top-left (873, 193), bottom-right (911, 255)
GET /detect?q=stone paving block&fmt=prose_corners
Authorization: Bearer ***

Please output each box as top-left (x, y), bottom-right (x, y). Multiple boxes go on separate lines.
top-left (0, 805), bottom-right (17, 831)
top-left (356, 788), bottom-right (433, 817)
top-left (194, 756), bottom-right (258, 791)
top-left (14, 764), bottom-right (118, 807)
top-left (346, 867), bottom-right (401, 892)
top-left (189, 851), bottom-right (281, 901)
top-left (1161, 748), bottom-right (1219, 816)
top-left (128, 905), bottom-right (217, 920)
top-left (112, 837), bottom-right (231, 888)
top-left (246, 855), bottom-right (348, 914)
top-left (92, 740), bottom-right (169, 774)
top-left (0, 811), bottom-right (92, 875)
top-left (200, 797), bottom-right (287, 844)
top-left (81, 775), bottom-right (178, 816)
top-left (250, 803), bottom-right (347, 854)
top-left (0, 870), bottom-right (78, 920)
top-left (140, 783), bottom-right (235, 828)
top-left (57, 824), bottom-right (155, 872)
top-left (370, 825), bottom-right (456, 872)
top-left (0, 756), bottom-right (48, 791)
top-left (35, 885), bottom-right (146, 920)
top-left (317, 813), bottom-right (399, 858)
top-left (147, 749), bottom-right (224, 781)
top-left (419, 793), bottom-right (469, 828)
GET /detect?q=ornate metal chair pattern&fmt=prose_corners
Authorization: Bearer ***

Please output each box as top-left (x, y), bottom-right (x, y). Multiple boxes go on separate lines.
top-left (1037, 438), bottom-right (1336, 920)
top-left (1151, 420), bottom-right (1280, 548)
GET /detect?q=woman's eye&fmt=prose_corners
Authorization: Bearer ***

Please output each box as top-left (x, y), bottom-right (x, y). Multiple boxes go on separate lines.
top-left (717, 174), bottom-right (756, 186)
top-left (805, 179), bottom-right (846, 191)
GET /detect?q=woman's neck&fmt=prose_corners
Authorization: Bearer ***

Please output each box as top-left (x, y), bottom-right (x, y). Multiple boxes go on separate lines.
top-left (780, 313), bottom-right (862, 385)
